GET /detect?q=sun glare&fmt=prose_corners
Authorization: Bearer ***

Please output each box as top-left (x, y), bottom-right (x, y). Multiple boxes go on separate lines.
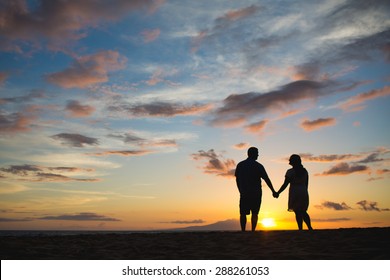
top-left (261, 218), bottom-right (276, 228)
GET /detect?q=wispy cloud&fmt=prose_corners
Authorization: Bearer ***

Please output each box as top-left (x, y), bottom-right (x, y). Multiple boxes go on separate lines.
top-left (109, 101), bottom-right (212, 118)
top-left (315, 201), bottom-right (352, 211)
top-left (318, 162), bottom-right (370, 176)
top-left (51, 133), bottom-right (99, 147)
top-left (0, 0), bottom-right (165, 52)
top-left (66, 100), bottom-right (95, 117)
top-left (38, 212), bottom-right (120, 221)
top-left (91, 150), bottom-right (153, 157)
top-left (300, 153), bottom-right (360, 162)
top-left (108, 132), bottom-right (178, 148)
top-left (46, 50), bottom-right (127, 88)
top-left (245, 119), bottom-right (269, 133)
top-left (191, 4), bottom-right (261, 52)
top-left (141, 28), bottom-right (161, 43)
top-left (0, 71), bottom-right (8, 84)
top-left (163, 219), bottom-right (205, 224)
top-left (338, 85), bottom-right (390, 112)
top-left (0, 164), bottom-right (98, 182)
top-left (0, 112), bottom-right (35, 134)
top-left (300, 117), bottom-right (336, 131)
top-left (356, 200), bottom-right (390, 212)
top-left (191, 149), bottom-right (235, 178)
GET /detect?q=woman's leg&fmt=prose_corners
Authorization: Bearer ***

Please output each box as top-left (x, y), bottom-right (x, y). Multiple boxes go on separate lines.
top-left (303, 212), bottom-right (313, 230)
top-left (294, 211), bottom-right (303, 230)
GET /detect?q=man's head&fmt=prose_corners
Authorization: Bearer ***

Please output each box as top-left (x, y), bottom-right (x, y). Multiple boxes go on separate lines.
top-left (247, 147), bottom-right (259, 160)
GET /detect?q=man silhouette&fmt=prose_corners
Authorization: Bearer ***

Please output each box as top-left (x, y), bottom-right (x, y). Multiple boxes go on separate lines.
top-left (235, 147), bottom-right (277, 231)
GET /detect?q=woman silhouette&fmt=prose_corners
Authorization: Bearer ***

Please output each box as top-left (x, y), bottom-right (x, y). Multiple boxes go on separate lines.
top-left (277, 154), bottom-right (313, 230)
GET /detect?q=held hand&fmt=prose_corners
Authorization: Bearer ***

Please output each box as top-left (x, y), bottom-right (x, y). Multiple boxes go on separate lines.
top-left (273, 191), bottom-right (279, 198)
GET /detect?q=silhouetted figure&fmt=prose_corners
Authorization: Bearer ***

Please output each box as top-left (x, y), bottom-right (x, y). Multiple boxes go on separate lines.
top-left (235, 147), bottom-right (277, 231)
top-left (277, 154), bottom-right (313, 230)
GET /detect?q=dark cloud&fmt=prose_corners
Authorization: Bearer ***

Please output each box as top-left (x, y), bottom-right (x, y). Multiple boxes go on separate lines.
top-left (51, 133), bottom-right (98, 147)
top-left (211, 80), bottom-right (333, 126)
top-left (108, 132), bottom-right (178, 148)
top-left (300, 117), bottom-right (336, 131)
top-left (0, 164), bottom-right (98, 182)
top-left (0, 0), bottom-right (165, 52)
top-left (0, 112), bottom-right (35, 133)
top-left (356, 200), bottom-right (390, 212)
top-left (318, 162), bottom-right (370, 176)
top-left (0, 89), bottom-right (45, 104)
top-left (0, 217), bottom-right (33, 222)
top-left (92, 150), bottom-right (153, 157)
top-left (66, 100), bottom-right (95, 117)
top-left (165, 219), bottom-right (205, 224)
top-left (312, 218), bottom-right (351, 222)
top-left (38, 212), bottom-right (120, 221)
top-left (316, 201), bottom-right (352, 211)
top-left (108, 101), bottom-right (212, 118)
top-left (192, 149), bottom-right (236, 177)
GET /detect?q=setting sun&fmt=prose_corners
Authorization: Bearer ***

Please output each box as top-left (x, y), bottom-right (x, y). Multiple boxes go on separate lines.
top-left (261, 218), bottom-right (276, 228)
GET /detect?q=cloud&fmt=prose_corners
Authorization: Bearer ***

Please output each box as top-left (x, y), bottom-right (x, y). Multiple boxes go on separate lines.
top-left (91, 150), bottom-right (153, 157)
top-left (0, 0), bottom-right (165, 51)
top-left (51, 133), bottom-right (99, 147)
top-left (0, 89), bottom-right (45, 104)
top-left (316, 201), bottom-right (352, 211)
top-left (233, 143), bottom-right (250, 150)
top-left (191, 4), bottom-right (261, 52)
top-left (356, 200), bottom-right (390, 212)
top-left (300, 117), bottom-right (336, 131)
top-left (0, 112), bottom-right (35, 134)
top-left (109, 101), bottom-right (212, 118)
top-left (245, 119), bottom-right (269, 133)
top-left (0, 164), bottom-right (99, 182)
top-left (38, 212), bottom-right (120, 221)
top-left (338, 85), bottom-right (390, 112)
top-left (318, 162), bottom-right (370, 176)
top-left (66, 100), bottom-right (95, 117)
top-left (46, 50), bottom-right (127, 88)
top-left (0, 71), bottom-right (8, 85)
top-left (312, 218), bottom-right (351, 222)
top-left (0, 217), bottom-right (33, 222)
top-left (141, 28), bottom-right (161, 43)
top-left (191, 149), bottom-right (236, 177)
top-left (165, 219), bottom-right (205, 224)
top-left (299, 153), bottom-right (360, 162)
top-left (211, 80), bottom-right (332, 126)
top-left (108, 132), bottom-right (178, 149)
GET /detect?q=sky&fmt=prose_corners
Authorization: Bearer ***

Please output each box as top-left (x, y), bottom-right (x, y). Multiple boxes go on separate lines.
top-left (0, 0), bottom-right (389, 231)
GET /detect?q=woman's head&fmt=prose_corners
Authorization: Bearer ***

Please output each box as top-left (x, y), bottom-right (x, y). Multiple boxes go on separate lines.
top-left (289, 154), bottom-right (302, 167)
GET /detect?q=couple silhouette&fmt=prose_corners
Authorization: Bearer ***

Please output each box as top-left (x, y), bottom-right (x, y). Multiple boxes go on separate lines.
top-left (235, 147), bottom-right (313, 231)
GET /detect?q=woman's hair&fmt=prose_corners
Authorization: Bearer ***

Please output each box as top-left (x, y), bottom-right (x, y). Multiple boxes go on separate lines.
top-left (290, 154), bottom-right (306, 177)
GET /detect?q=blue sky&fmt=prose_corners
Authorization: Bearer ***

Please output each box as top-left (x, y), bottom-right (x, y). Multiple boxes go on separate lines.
top-left (0, 0), bottom-right (389, 230)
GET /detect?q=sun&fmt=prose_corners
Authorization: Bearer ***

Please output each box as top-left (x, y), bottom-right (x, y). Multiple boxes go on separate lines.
top-left (260, 218), bottom-right (276, 228)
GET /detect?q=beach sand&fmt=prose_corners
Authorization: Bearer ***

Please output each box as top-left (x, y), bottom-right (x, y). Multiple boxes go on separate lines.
top-left (1, 227), bottom-right (389, 260)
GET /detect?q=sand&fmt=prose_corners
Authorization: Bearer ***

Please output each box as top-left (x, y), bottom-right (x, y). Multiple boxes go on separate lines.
top-left (1, 227), bottom-right (389, 260)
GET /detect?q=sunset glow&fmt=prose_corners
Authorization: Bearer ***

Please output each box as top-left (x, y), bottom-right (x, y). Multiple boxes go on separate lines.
top-left (0, 0), bottom-right (389, 232)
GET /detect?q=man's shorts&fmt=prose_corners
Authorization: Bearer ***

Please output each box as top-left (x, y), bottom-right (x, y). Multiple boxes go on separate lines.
top-left (240, 191), bottom-right (262, 215)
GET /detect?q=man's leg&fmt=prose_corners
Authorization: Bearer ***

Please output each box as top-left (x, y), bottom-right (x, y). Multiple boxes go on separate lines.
top-left (251, 214), bottom-right (258, 231)
top-left (240, 215), bottom-right (247, 231)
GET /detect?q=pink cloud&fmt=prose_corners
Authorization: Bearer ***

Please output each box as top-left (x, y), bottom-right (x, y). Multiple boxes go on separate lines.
top-left (141, 28), bottom-right (161, 43)
top-left (0, 0), bottom-right (165, 51)
top-left (0, 112), bottom-right (35, 134)
top-left (300, 117), bottom-right (336, 131)
top-left (46, 50), bottom-right (126, 88)
top-left (338, 85), bottom-right (390, 112)
top-left (318, 162), bottom-right (370, 176)
top-left (245, 119), bottom-right (269, 133)
top-left (66, 100), bottom-right (95, 117)
top-left (0, 72), bottom-right (8, 85)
